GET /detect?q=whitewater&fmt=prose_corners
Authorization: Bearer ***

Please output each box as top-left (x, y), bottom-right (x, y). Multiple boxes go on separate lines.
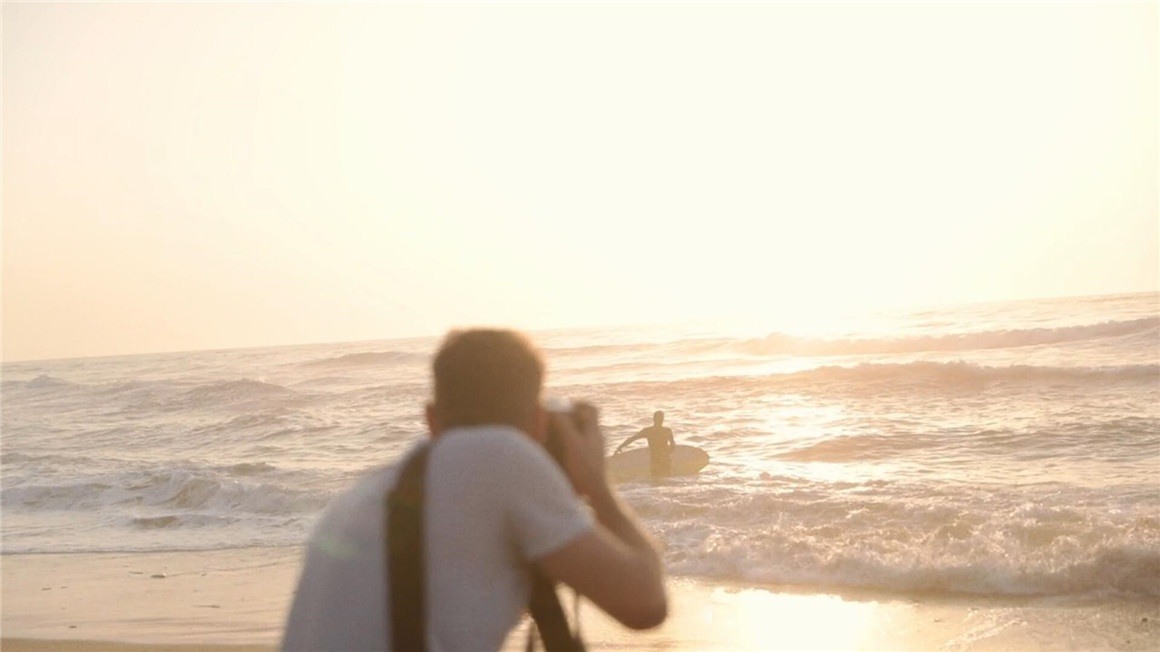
top-left (3, 292), bottom-right (1158, 601)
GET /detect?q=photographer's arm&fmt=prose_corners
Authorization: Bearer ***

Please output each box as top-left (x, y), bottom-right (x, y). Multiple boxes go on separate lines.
top-left (537, 486), bottom-right (667, 629)
top-left (535, 406), bottom-right (667, 629)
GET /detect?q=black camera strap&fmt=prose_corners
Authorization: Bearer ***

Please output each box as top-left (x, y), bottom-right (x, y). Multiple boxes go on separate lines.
top-left (386, 444), bottom-right (430, 652)
top-left (385, 441), bottom-right (585, 652)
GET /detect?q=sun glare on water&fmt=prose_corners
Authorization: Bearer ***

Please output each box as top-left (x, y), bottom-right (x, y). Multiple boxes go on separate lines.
top-left (700, 587), bottom-right (882, 650)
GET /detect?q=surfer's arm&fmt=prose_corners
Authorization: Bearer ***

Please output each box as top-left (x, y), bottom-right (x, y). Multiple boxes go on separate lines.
top-left (613, 430), bottom-right (645, 454)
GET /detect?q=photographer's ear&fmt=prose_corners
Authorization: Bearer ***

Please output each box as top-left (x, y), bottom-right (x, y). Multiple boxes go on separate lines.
top-left (530, 405), bottom-right (550, 444)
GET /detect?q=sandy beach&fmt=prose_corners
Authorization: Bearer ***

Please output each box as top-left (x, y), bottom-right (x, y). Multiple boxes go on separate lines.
top-left (3, 547), bottom-right (1157, 651)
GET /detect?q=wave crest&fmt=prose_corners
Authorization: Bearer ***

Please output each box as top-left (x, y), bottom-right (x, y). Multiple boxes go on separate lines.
top-left (793, 361), bottom-right (1159, 386)
top-left (737, 317), bottom-right (1160, 357)
top-left (601, 362), bottom-right (1159, 399)
top-left (300, 351), bottom-right (425, 368)
top-left (2, 375), bottom-right (78, 391)
top-left (180, 379), bottom-right (296, 405)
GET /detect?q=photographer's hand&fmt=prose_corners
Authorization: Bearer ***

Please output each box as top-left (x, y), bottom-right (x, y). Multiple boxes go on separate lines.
top-left (549, 401), bottom-right (608, 499)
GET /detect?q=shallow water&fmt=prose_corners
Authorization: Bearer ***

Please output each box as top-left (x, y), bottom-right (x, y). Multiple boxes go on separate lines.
top-left (3, 292), bottom-right (1158, 599)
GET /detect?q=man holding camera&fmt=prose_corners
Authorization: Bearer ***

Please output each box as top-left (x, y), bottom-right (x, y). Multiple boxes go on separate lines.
top-left (282, 329), bottom-right (667, 651)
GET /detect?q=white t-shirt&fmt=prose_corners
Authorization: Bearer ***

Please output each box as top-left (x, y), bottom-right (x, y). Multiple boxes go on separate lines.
top-left (281, 425), bottom-right (594, 651)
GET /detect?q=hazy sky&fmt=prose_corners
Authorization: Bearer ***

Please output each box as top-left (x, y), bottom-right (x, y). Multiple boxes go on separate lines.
top-left (3, 2), bottom-right (1157, 361)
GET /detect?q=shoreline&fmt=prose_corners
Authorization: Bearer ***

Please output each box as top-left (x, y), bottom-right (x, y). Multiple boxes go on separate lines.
top-left (4, 548), bottom-right (1158, 650)
top-left (0, 641), bottom-right (272, 652)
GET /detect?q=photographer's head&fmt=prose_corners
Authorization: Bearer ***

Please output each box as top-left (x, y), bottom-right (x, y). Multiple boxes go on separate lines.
top-left (427, 329), bottom-right (545, 437)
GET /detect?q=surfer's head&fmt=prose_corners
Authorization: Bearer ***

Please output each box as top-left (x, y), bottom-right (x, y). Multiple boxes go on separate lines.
top-left (428, 329), bottom-right (544, 435)
top-left (653, 410), bottom-right (664, 425)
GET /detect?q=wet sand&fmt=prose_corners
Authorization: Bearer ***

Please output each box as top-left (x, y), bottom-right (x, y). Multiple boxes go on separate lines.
top-left (3, 548), bottom-right (1157, 651)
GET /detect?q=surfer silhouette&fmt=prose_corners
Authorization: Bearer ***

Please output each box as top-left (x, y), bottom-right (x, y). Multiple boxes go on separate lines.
top-left (614, 411), bottom-right (675, 478)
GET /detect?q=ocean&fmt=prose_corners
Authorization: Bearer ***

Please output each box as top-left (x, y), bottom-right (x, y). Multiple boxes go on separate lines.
top-left (3, 292), bottom-right (1158, 601)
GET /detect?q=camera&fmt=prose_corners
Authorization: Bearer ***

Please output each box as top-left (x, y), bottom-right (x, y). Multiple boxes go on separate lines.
top-left (542, 396), bottom-right (578, 469)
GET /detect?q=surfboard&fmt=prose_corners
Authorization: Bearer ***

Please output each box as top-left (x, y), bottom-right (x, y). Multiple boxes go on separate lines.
top-left (606, 445), bottom-right (710, 483)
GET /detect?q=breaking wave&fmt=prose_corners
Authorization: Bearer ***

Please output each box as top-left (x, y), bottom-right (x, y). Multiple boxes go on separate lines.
top-left (2, 468), bottom-right (327, 516)
top-left (638, 485), bottom-right (1160, 598)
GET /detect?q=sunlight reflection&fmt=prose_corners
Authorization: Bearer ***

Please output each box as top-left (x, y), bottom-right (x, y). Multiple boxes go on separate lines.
top-left (570, 580), bottom-right (901, 651)
top-left (700, 586), bottom-right (880, 650)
